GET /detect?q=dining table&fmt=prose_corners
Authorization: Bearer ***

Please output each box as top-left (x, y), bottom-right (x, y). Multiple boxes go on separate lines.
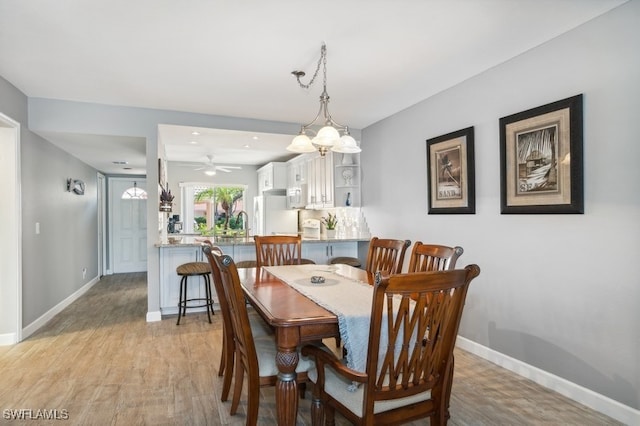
top-left (238, 263), bottom-right (375, 426)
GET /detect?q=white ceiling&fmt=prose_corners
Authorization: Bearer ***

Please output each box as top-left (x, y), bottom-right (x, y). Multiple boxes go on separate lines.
top-left (0, 0), bottom-right (626, 175)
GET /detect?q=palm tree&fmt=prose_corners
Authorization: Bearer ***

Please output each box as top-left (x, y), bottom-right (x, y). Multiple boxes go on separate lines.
top-left (194, 187), bottom-right (244, 231)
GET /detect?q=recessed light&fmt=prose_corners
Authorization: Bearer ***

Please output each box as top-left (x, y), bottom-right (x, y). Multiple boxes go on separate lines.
top-left (190, 140), bottom-right (198, 144)
top-left (252, 136), bottom-right (259, 140)
top-left (244, 144), bottom-right (250, 148)
top-left (113, 161), bottom-right (128, 165)
top-left (191, 131), bottom-right (200, 136)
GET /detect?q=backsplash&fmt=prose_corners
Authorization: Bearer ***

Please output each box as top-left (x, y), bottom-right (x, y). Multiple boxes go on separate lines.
top-left (298, 207), bottom-right (370, 239)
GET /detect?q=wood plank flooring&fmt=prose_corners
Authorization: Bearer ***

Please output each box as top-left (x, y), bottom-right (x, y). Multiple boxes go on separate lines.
top-left (0, 273), bottom-right (622, 425)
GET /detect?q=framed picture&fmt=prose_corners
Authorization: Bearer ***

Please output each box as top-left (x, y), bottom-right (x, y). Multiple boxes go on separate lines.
top-left (500, 94), bottom-right (583, 214)
top-left (426, 126), bottom-right (475, 214)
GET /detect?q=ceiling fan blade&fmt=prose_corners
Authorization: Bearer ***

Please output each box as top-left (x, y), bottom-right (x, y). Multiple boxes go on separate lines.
top-left (216, 166), bottom-right (242, 172)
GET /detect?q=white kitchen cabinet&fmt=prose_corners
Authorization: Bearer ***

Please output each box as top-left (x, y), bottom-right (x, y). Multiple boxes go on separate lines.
top-left (302, 240), bottom-right (358, 265)
top-left (306, 152), bottom-right (334, 209)
top-left (231, 244), bottom-right (256, 263)
top-left (286, 155), bottom-right (308, 209)
top-left (159, 246), bottom-right (217, 316)
top-left (257, 162), bottom-right (287, 193)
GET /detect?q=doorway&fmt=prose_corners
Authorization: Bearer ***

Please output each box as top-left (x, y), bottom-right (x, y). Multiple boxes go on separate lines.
top-left (0, 113), bottom-right (21, 345)
top-left (108, 177), bottom-right (148, 273)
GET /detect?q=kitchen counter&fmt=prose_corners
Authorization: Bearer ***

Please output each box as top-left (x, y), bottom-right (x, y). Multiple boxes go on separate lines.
top-left (155, 235), bottom-right (370, 248)
top-left (156, 234), bottom-right (370, 317)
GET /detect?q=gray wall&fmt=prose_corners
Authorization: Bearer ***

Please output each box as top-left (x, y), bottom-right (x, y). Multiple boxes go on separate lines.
top-left (0, 77), bottom-right (100, 326)
top-left (360, 2), bottom-right (639, 410)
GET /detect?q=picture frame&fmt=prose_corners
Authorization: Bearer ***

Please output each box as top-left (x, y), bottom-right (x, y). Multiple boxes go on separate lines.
top-left (499, 94), bottom-right (583, 214)
top-left (426, 126), bottom-right (475, 214)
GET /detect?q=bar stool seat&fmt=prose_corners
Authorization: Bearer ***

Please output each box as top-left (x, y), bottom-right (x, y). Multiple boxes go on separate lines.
top-left (176, 261), bottom-right (214, 325)
top-left (329, 256), bottom-right (361, 268)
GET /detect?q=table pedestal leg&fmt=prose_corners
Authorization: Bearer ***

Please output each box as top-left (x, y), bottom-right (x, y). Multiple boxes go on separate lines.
top-left (276, 349), bottom-right (299, 426)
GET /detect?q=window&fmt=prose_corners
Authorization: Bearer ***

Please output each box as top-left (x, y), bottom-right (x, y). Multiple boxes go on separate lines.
top-left (180, 183), bottom-right (247, 235)
top-left (121, 182), bottom-right (147, 199)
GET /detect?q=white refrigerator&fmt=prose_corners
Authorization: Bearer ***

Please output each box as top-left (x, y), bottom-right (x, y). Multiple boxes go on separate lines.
top-left (253, 195), bottom-right (298, 236)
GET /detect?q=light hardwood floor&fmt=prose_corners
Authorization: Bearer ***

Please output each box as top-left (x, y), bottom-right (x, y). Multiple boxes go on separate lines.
top-left (0, 273), bottom-right (622, 425)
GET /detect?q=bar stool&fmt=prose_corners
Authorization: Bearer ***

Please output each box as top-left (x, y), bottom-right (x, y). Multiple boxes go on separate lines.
top-left (176, 261), bottom-right (214, 325)
top-left (329, 256), bottom-right (361, 268)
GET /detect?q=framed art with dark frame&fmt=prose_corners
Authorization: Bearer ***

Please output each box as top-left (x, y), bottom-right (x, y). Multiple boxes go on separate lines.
top-left (426, 126), bottom-right (475, 214)
top-left (499, 94), bottom-right (583, 214)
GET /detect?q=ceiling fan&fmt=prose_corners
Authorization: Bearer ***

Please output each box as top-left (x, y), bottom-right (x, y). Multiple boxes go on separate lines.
top-left (187, 155), bottom-right (242, 176)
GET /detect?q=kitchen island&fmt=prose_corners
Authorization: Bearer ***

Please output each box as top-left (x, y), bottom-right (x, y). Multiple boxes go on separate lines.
top-left (155, 235), bottom-right (370, 317)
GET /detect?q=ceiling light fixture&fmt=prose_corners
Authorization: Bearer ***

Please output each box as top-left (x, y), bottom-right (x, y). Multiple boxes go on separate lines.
top-left (287, 43), bottom-right (361, 157)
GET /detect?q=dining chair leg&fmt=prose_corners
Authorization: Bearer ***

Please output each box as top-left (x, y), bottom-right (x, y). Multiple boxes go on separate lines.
top-left (221, 334), bottom-right (234, 402)
top-left (219, 332), bottom-right (226, 377)
top-left (310, 394), bottom-right (324, 426)
top-left (230, 360), bottom-right (244, 415)
top-left (246, 379), bottom-right (260, 426)
top-left (325, 404), bottom-right (336, 426)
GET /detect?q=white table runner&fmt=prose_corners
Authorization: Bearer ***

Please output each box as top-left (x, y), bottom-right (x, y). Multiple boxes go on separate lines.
top-left (262, 264), bottom-right (373, 374)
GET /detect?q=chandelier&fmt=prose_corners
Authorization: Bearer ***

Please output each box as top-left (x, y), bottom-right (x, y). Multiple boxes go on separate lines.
top-left (286, 43), bottom-right (361, 156)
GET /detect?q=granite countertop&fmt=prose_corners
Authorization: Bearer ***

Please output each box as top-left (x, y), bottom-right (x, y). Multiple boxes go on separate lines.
top-left (155, 235), bottom-right (370, 248)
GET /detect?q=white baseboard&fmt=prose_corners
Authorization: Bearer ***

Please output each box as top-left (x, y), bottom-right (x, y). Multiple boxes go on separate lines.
top-left (146, 311), bottom-right (162, 322)
top-left (21, 276), bottom-right (101, 340)
top-left (456, 337), bottom-right (639, 426)
top-left (0, 332), bottom-right (17, 346)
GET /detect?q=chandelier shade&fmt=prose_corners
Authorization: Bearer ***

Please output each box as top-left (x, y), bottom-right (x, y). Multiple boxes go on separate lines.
top-left (287, 43), bottom-right (361, 156)
top-left (288, 133), bottom-right (317, 153)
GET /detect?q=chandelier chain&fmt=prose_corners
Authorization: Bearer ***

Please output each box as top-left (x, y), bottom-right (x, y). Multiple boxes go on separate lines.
top-left (295, 44), bottom-right (327, 89)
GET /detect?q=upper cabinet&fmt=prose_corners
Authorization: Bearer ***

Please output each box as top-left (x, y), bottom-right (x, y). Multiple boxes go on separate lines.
top-left (307, 152), bottom-right (334, 209)
top-left (257, 162), bottom-right (287, 193)
top-left (286, 152), bottom-right (361, 209)
top-left (286, 155), bottom-right (308, 209)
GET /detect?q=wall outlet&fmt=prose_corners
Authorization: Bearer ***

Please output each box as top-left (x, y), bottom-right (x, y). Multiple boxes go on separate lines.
top-left (82, 268), bottom-right (87, 279)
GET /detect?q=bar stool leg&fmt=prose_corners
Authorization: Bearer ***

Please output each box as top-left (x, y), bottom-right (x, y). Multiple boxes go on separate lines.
top-left (177, 275), bottom-right (187, 325)
top-left (204, 274), bottom-right (212, 323)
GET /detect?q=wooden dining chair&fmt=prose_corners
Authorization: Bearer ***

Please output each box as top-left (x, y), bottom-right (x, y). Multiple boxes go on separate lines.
top-left (254, 235), bottom-right (302, 267)
top-left (364, 236), bottom-right (411, 275)
top-left (201, 244), bottom-right (273, 405)
top-left (407, 242), bottom-right (464, 273)
top-left (302, 264), bottom-right (481, 426)
top-left (210, 249), bottom-right (322, 425)
top-left (406, 241), bottom-right (464, 413)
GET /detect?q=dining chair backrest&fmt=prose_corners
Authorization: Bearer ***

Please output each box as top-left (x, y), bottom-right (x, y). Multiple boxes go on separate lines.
top-left (303, 264), bottom-right (481, 425)
top-left (213, 253), bottom-right (258, 377)
top-left (210, 251), bottom-right (262, 404)
top-left (364, 265), bottom-right (480, 423)
top-left (407, 242), bottom-right (464, 272)
top-left (254, 235), bottom-right (302, 267)
top-left (202, 243), bottom-right (236, 400)
top-left (364, 237), bottom-right (411, 275)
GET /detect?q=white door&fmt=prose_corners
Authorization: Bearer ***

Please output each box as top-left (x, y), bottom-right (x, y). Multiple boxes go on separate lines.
top-left (110, 178), bottom-right (147, 273)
